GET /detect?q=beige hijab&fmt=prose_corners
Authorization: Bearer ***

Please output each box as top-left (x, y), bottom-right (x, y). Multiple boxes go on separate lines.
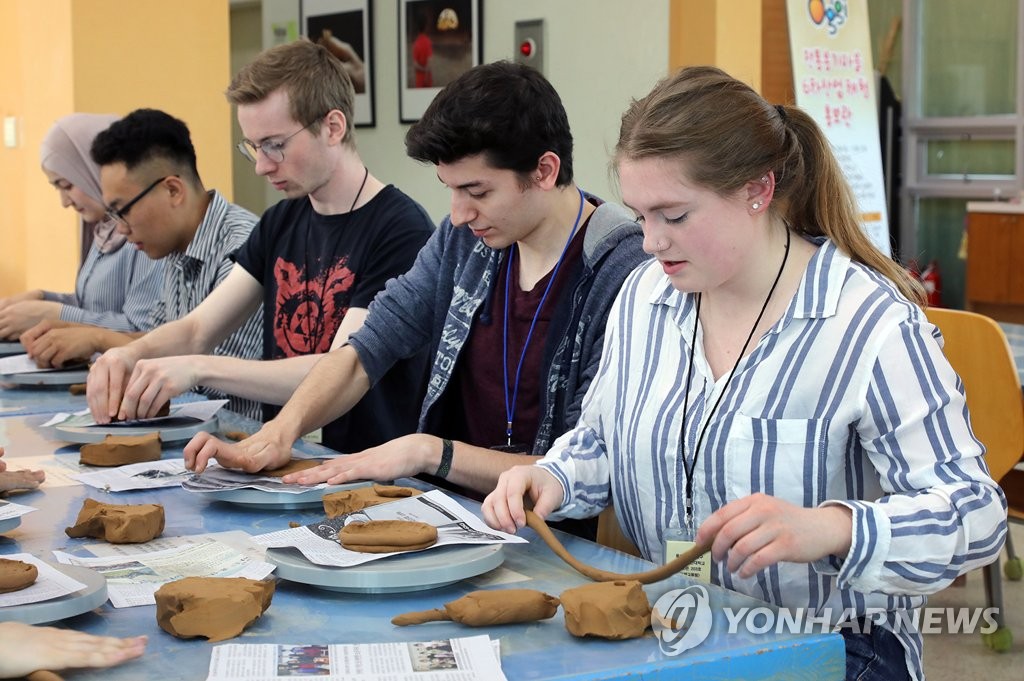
top-left (40, 113), bottom-right (125, 255)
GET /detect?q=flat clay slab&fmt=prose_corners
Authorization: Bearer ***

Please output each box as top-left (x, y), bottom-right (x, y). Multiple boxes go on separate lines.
top-left (262, 459), bottom-right (324, 478)
top-left (338, 520), bottom-right (438, 553)
top-left (155, 576), bottom-right (275, 641)
top-left (323, 484), bottom-right (422, 518)
top-left (0, 558), bottom-right (38, 593)
top-left (79, 432), bottom-right (162, 467)
top-left (64, 498), bottom-right (165, 544)
top-left (560, 580), bottom-right (652, 640)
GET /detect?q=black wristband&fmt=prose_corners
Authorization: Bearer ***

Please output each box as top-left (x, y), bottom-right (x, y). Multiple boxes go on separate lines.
top-left (435, 438), bottom-right (454, 479)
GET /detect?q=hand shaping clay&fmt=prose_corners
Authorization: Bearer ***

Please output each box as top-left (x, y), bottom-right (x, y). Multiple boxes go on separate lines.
top-left (79, 433), bottom-right (162, 467)
top-left (262, 459), bottom-right (323, 477)
top-left (36, 356), bottom-right (88, 370)
top-left (64, 498), bottom-right (165, 543)
top-left (392, 589), bottom-right (560, 626)
top-left (68, 383), bottom-right (87, 395)
top-left (111, 401), bottom-right (169, 422)
top-left (0, 558), bottom-right (38, 593)
top-left (0, 468), bottom-right (45, 493)
top-left (154, 576), bottom-right (275, 641)
top-left (560, 580), bottom-right (652, 639)
top-left (338, 519), bottom-right (437, 553)
top-left (323, 484), bottom-right (421, 518)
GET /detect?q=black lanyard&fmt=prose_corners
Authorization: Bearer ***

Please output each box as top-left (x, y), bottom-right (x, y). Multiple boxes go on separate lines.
top-left (680, 228), bottom-right (791, 531)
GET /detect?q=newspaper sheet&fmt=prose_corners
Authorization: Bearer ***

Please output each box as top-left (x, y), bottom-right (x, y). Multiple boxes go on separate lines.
top-left (0, 499), bottom-right (37, 521)
top-left (83, 530), bottom-right (267, 563)
top-left (0, 552), bottom-right (87, 607)
top-left (181, 462), bottom-right (337, 495)
top-left (52, 539), bottom-right (275, 608)
top-left (74, 458), bottom-right (192, 491)
top-left (40, 399), bottom-right (227, 428)
top-left (206, 635), bottom-right (507, 681)
top-left (252, 489), bottom-right (526, 567)
top-left (0, 353), bottom-right (88, 375)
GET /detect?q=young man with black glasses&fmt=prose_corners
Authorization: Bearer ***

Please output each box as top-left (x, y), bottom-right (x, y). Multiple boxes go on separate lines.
top-left (22, 108), bottom-right (264, 418)
top-left (85, 41), bottom-right (433, 455)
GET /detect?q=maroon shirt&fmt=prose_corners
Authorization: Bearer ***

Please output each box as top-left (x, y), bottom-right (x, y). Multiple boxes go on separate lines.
top-left (451, 220), bottom-right (589, 451)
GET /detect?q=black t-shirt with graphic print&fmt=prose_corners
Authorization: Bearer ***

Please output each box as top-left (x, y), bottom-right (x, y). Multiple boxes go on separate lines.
top-left (234, 185), bottom-right (433, 453)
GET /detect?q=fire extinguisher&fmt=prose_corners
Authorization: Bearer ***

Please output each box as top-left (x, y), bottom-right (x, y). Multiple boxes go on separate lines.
top-left (920, 260), bottom-right (943, 307)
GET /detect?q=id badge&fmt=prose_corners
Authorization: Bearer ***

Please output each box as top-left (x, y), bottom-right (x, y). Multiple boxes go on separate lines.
top-left (301, 428), bottom-right (323, 444)
top-left (664, 527), bottom-right (712, 583)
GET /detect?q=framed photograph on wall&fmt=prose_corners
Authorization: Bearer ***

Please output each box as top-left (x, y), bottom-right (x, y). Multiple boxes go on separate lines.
top-left (301, 0), bottom-right (376, 127)
top-left (398, 0), bottom-right (482, 123)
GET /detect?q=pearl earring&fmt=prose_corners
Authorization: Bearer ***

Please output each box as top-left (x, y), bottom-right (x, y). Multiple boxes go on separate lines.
top-left (752, 201), bottom-right (762, 210)
top-left (761, 176), bottom-right (768, 183)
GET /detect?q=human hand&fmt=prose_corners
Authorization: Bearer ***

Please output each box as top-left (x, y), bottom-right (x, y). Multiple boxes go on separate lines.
top-left (0, 467), bottom-right (45, 493)
top-left (0, 621), bottom-right (146, 678)
top-left (482, 465), bottom-right (564, 534)
top-left (0, 289), bottom-right (43, 313)
top-left (695, 493), bottom-right (853, 579)
top-left (317, 30), bottom-right (367, 93)
top-left (115, 356), bottom-right (200, 421)
top-left (86, 346), bottom-right (140, 423)
top-left (21, 320), bottom-right (96, 369)
top-left (284, 433), bottom-right (436, 486)
top-left (0, 300), bottom-right (60, 340)
top-left (184, 422), bottom-right (295, 474)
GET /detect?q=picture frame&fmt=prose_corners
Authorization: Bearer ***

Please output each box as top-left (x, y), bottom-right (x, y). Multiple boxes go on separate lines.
top-left (301, 0), bottom-right (376, 128)
top-left (397, 0), bottom-right (482, 124)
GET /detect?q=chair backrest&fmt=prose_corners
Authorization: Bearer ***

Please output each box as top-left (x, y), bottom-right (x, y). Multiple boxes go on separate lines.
top-left (925, 308), bottom-right (1024, 484)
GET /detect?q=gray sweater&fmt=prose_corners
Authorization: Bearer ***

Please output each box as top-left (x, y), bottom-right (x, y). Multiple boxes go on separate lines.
top-left (349, 198), bottom-right (648, 454)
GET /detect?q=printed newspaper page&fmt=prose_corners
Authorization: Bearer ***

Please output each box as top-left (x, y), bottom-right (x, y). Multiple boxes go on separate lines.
top-left (0, 552), bottom-right (87, 608)
top-left (41, 399), bottom-right (227, 428)
top-left (251, 489), bottom-right (526, 567)
top-left (53, 539), bottom-right (275, 607)
top-left (181, 463), bottom-right (334, 495)
top-left (206, 635), bottom-right (507, 681)
top-left (74, 458), bottom-right (192, 491)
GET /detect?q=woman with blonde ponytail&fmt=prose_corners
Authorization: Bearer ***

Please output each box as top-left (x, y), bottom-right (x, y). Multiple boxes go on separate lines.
top-left (485, 66), bottom-right (1004, 681)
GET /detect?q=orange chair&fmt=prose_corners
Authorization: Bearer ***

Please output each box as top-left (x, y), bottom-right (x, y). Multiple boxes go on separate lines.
top-left (926, 307), bottom-right (1024, 651)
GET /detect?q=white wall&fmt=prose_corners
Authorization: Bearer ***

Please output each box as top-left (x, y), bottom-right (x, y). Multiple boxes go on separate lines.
top-left (244, 0), bottom-right (670, 223)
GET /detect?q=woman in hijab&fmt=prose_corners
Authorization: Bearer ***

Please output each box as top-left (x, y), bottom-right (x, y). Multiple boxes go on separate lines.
top-left (0, 113), bottom-right (162, 341)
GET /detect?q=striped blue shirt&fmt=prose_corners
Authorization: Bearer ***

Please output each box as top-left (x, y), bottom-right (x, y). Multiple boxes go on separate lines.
top-left (43, 238), bottom-right (163, 331)
top-left (150, 191), bottom-right (262, 418)
top-left (539, 237), bottom-right (1007, 680)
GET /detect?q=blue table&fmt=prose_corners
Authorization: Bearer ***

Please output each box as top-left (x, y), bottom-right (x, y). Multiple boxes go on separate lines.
top-left (1, 412), bottom-right (845, 680)
top-left (0, 382), bottom-right (88, 417)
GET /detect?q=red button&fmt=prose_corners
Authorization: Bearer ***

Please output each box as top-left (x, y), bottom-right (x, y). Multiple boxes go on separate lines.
top-left (519, 39), bottom-right (535, 58)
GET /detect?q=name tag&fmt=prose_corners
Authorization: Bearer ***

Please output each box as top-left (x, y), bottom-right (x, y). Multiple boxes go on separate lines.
top-left (665, 539), bottom-right (712, 583)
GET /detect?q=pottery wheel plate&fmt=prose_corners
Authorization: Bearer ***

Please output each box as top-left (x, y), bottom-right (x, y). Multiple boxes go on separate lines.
top-left (0, 563), bottom-right (107, 625)
top-left (191, 480), bottom-right (370, 510)
top-left (0, 342), bottom-right (24, 357)
top-left (54, 416), bottom-right (219, 444)
top-left (0, 368), bottom-right (89, 386)
top-left (266, 543), bottom-right (504, 594)
top-left (0, 516), bottom-right (21, 534)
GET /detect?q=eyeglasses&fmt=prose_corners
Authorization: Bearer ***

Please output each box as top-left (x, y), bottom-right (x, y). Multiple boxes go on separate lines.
top-left (236, 118), bottom-right (322, 164)
top-left (104, 175), bottom-right (173, 227)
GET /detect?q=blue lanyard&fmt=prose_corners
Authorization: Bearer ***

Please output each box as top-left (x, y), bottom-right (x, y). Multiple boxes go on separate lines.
top-left (502, 188), bottom-right (585, 447)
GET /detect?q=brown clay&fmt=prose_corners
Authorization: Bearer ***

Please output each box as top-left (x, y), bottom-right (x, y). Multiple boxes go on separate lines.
top-left (154, 576), bottom-right (275, 641)
top-left (262, 459), bottom-right (323, 478)
top-left (392, 589), bottom-right (560, 627)
top-left (560, 580), bottom-right (652, 639)
top-left (64, 498), bottom-right (165, 543)
top-left (322, 484), bottom-right (421, 518)
top-left (37, 356), bottom-right (88, 370)
top-left (68, 383), bottom-right (87, 395)
top-left (79, 433), bottom-right (162, 467)
top-left (221, 431), bottom-right (250, 442)
top-left (338, 519), bottom-right (437, 553)
top-left (0, 558), bottom-right (38, 593)
top-left (525, 510), bottom-right (711, 584)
